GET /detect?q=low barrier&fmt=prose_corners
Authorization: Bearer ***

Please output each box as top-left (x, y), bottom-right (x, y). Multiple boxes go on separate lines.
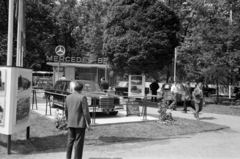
top-left (32, 91), bottom-right (162, 125)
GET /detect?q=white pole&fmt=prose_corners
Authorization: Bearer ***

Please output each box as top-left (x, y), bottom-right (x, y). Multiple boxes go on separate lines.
top-left (16, 0), bottom-right (23, 67)
top-left (229, 5), bottom-right (232, 99)
top-left (174, 48), bottom-right (177, 82)
top-left (7, 0), bottom-right (15, 66)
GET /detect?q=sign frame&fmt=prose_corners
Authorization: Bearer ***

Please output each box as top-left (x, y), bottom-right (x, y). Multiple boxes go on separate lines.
top-left (128, 75), bottom-right (146, 99)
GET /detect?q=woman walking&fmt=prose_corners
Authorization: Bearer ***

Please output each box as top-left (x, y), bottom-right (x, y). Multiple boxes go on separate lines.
top-left (192, 82), bottom-right (203, 120)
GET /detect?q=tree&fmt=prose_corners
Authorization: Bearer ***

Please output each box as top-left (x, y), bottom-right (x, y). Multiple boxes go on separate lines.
top-left (103, 0), bottom-right (180, 76)
top-left (176, 0), bottom-right (240, 84)
top-left (24, 0), bottom-right (57, 70)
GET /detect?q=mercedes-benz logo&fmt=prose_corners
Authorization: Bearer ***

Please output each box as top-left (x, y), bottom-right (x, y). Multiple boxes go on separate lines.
top-left (55, 45), bottom-right (65, 56)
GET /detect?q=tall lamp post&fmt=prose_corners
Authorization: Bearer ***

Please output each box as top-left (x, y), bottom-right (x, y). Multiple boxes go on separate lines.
top-left (173, 47), bottom-right (178, 82)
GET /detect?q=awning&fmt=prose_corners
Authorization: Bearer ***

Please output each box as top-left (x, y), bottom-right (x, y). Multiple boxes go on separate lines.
top-left (47, 62), bottom-right (107, 69)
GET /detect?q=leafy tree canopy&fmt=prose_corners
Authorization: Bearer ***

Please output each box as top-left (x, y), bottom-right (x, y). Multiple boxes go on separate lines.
top-left (103, 0), bottom-right (180, 76)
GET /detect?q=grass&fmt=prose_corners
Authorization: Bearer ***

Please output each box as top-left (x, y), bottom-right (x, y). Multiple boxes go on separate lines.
top-left (145, 97), bottom-right (240, 116)
top-left (0, 110), bottom-right (228, 157)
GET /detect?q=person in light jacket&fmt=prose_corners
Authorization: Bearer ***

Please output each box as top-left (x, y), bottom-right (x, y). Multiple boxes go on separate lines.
top-left (192, 82), bottom-right (204, 120)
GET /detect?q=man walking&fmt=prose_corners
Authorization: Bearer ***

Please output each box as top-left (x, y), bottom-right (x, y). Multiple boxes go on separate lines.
top-left (182, 82), bottom-right (192, 113)
top-left (169, 81), bottom-right (178, 111)
top-left (150, 79), bottom-right (159, 102)
top-left (192, 82), bottom-right (204, 120)
top-left (65, 82), bottom-right (91, 159)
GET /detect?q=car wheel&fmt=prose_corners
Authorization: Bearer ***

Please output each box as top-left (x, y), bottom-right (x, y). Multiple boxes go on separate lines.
top-left (109, 111), bottom-right (118, 116)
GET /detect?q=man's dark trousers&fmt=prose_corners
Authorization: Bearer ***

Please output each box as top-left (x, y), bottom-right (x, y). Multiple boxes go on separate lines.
top-left (151, 91), bottom-right (157, 102)
top-left (67, 127), bottom-right (86, 159)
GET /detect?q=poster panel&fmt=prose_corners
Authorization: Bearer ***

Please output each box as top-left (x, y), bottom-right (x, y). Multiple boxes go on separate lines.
top-left (0, 69), bottom-right (6, 96)
top-left (16, 96), bottom-right (30, 124)
top-left (128, 75), bottom-right (145, 98)
top-left (17, 69), bottom-right (32, 97)
top-left (0, 97), bottom-right (5, 126)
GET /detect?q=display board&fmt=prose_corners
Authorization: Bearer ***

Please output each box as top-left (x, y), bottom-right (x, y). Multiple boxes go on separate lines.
top-left (0, 67), bottom-right (32, 135)
top-left (126, 101), bottom-right (140, 116)
top-left (0, 68), bottom-right (7, 129)
top-left (128, 75), bottom-right (146, 98)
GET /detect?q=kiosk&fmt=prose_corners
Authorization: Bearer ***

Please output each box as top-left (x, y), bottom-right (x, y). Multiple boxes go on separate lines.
top-left (46, 55), bottom-right (117, 86)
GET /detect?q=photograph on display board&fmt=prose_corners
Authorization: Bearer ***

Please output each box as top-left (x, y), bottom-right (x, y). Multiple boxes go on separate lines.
top-left (0, 97), bottom-right (5, 126)
top-left (17, 70), bottom-right (32, 96)
top-left (0, 69), bottom-right (6, 96)
top-left (130, 85), bottom-right (143, 95)
top-left (16, 97), bottom-right (30, 124)
top-left (131, 76), bottom-right (142, 85)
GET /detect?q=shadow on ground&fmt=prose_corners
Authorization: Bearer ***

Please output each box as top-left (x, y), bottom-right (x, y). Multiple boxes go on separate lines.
top-left (199, 117), bottom-right (216, 120)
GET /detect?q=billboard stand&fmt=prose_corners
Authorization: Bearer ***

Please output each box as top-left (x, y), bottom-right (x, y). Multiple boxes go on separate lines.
top-left (0, 67), bottom-right (32, 155)
top-left (127, 75), bottom-right (146, 118)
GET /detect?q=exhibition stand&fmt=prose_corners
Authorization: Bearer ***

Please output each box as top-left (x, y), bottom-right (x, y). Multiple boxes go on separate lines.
top-left (0, 67), bottom-right (32, 154)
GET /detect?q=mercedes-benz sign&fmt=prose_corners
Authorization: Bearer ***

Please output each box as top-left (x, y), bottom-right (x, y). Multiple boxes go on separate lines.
top-left (55, 45), bottom-right (65, 56)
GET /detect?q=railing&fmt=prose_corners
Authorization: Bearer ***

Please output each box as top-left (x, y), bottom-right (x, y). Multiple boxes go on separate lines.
top-left (33, 91), bottom-right (162, 125)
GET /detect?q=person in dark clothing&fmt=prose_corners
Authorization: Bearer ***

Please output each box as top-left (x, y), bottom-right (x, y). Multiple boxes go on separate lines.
top-left (182, 82), bottom-right (194, 113)
top-left (235, 89), bottom-right (240, 102)
top-left (150, 79), bottom-right (160, 102)
top-left (100, 77), bottom-right (109, 92)
top-left (65, 82), bottom-right (91, 159)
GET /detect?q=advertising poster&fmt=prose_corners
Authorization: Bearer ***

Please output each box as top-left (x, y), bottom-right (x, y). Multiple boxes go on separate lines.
top-left (16, 97), bottom-right (30, 124)
top-left (0, 97), bottom-right (5, 126)
top-left (0, 69), bottom-right (6, 96)
top-left (128, 75), bottom-right (145, 98)
top-left (17, 69), bottom-right (32, 97)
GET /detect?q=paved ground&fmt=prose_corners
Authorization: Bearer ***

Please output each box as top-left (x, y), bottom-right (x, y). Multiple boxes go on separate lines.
top-left (3, 97), bottom-right (240, 159)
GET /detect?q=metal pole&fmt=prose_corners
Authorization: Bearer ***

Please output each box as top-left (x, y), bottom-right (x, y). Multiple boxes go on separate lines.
top-left (16, 0), bottom-right (23, 67)
top-left (229, 5), bottom-right (232, 99)
top-left (26, 126), bottom-right (30, 140)
top-left (58, 60), bottom-right (60, 80)
top-left (7, 0), bottom-right (15, 66)
top-left (105, 62), bottom-right (108, 82)
top-left (174, 48), bottom-right (177, 82)
top-left (7, 135), bottom-right (11, 155)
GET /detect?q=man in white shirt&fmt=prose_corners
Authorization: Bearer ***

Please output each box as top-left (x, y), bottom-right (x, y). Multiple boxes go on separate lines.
top-left (169, 81), bottom-right (178, 110)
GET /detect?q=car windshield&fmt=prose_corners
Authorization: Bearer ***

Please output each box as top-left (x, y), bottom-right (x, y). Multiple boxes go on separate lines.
top-left (117, 81), bottom-right (128, 87)
top-left (68, 81), bottom-right (102, 92)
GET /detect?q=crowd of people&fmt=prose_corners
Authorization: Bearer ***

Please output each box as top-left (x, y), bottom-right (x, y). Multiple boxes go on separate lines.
top-left (149, 79), bottom-right (204, 121)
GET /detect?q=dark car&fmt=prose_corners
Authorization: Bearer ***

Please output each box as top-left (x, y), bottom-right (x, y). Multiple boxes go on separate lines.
top-left (45, 80), bottom-right (123, 116)
top-left (203, 84), bottom-right (216, 97)
top-left (33, 78), bottom-right (53, 91)
top-left (113, 81), bottom-right (149, 96)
